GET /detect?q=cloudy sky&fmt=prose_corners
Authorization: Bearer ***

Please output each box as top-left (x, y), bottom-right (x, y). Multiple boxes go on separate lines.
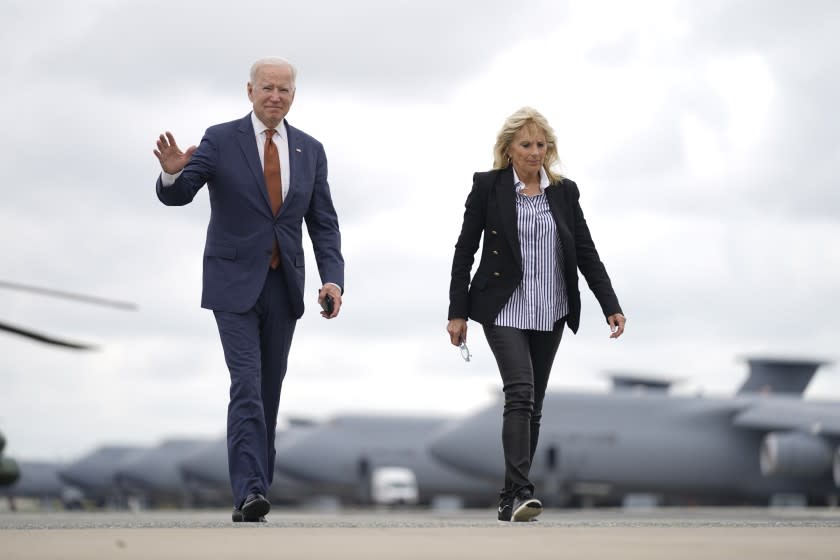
top-left (2, 0), bottom-right (839, 461)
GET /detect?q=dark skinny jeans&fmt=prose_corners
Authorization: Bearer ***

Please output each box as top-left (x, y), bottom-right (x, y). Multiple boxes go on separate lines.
top-left (483, 320), bottom-right (565, 499)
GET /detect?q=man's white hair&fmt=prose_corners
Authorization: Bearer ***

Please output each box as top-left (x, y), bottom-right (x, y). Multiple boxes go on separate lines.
top-left (249, 57), bottom-right (297, 87)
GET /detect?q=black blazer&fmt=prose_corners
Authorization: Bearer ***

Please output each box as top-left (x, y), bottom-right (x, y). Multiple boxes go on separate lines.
top-left (448, 166), bottom-right (622, 334)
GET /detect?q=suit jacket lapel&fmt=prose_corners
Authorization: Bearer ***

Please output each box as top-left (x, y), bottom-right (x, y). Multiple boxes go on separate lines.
top-left (495, 166), bottom-right (522, 267)
top-left (237, 115), bottom-right (273, 214)
top-left (282, 121), bottom-right (300, 211)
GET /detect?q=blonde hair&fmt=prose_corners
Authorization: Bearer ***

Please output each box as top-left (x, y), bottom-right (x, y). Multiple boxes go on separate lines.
top-left (492, 107), bottom-right (563, 183)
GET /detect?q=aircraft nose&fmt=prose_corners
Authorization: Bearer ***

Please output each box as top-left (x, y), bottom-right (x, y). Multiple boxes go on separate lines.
top-left (274, 434), bottom-right (345, 483)
top-left (428, 405), bottom-right (503, 479)
top-left (179, 439), bottom-right (227, 484)
top-left (115, 440), bottom-right (208, 493)
top-left (57, 446), bottom-right (148, 498)
top-left (57, 465), bottom-right (95, 490)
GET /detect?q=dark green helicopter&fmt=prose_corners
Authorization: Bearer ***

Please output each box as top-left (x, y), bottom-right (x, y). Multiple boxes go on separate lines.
top-left (0, 432), bottom-right (20, 486)
top-left (0, 280), bottom-right (136, 490)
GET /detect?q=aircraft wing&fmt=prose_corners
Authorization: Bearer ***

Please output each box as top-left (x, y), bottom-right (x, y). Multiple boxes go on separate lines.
top-left (733, 399), bottom-right (840, 437)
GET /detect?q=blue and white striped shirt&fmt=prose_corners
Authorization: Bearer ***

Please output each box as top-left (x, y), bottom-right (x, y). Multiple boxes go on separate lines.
top-left (494, 167), bottom-right (569, 331)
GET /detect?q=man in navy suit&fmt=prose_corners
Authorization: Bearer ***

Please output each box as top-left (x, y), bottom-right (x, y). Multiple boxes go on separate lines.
top-left (153, 56), bottom-right (344, 522)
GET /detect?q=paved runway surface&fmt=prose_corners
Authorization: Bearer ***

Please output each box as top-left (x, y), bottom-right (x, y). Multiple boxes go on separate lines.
top-left (2, 508), bottom-right (839, 559)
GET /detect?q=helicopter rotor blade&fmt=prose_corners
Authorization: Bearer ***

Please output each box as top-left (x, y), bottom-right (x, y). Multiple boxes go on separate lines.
top-left (0, 280), bottom-right (137, 311)
top-left (0, 320), bottom-right (97, 351)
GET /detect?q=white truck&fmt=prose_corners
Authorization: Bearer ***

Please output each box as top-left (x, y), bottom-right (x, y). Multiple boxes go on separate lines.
top-left (370, 467), bottom-right (419, 506)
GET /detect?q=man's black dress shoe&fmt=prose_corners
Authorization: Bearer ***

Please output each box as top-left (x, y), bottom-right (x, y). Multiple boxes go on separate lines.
top-left (232, 507), bottom-right (266, 522)
top-left (241, 493), bottom-right (271, 521)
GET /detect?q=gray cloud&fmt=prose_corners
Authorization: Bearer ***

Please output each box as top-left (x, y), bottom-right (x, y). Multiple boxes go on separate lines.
top-left (13, 0), bottom-right (569, 100)
top-left (573, 5), bottom-right (840, 223)
top-left (683, 0), bottom-right (840, 219)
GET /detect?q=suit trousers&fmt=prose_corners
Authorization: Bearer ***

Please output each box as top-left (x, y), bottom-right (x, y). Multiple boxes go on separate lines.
top-left (213, 266), bottom-right (297, 507)
top-left (483, 320), bottom-right (565, 499)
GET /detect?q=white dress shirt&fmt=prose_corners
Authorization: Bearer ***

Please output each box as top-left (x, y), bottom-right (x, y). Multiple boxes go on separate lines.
top-left (494, 167), bottom-right (569, 331)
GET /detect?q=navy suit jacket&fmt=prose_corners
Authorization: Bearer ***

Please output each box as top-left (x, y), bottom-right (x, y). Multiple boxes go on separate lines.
top-left (448, 166), bottom-right (621, 334)
top-left (157, 114), bottom-right (344, 318)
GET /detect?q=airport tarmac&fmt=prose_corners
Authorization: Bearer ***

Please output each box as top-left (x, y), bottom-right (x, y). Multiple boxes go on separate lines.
top-left (2, 508), bottom-right (839, 559)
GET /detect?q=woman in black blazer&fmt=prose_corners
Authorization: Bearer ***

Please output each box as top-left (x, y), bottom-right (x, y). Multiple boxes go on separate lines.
top-left (447, 107), bottom-right (626, 522)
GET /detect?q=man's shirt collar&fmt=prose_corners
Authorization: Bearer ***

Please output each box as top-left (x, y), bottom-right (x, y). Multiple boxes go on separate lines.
top-left (251, 112), bottom-right (287, 140)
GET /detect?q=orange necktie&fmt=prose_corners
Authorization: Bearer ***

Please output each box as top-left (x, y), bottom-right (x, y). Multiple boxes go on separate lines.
top-left (264, 129), bottom-right (283, 268)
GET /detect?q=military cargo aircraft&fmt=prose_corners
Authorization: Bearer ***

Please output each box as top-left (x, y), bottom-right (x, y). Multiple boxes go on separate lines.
top-left (5, 277), bottom-right (838, 512)
top-left (29, 424), bottom-right (318, 509)
top-left (178, 424), bottom-right (319, 507)
top-left (112, 438), bottom-right (214, 508)
top-left (273, 414), bottom-right (499, 506)
top-left (57, 445), bottom-right (149, 507)
top-left (60, 439), bottom-right (238, 509)
top-left (176, 437), bottom-right (234, 506)
top-left (428, 358), bottom-right (840, 506)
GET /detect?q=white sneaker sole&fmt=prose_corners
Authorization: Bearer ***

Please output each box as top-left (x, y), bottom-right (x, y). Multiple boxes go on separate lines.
top-left (512, 500), bottom-right (542, 522)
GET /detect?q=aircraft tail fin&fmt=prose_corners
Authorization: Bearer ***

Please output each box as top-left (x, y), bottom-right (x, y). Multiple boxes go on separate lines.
top-left (736, 357), bottom-right (829, 396)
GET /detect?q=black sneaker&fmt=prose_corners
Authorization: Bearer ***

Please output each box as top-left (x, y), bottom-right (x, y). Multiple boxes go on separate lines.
top-left (497, 496), bottom-right (513, 521)
top-left (511, 492), bottom-right (542, 522)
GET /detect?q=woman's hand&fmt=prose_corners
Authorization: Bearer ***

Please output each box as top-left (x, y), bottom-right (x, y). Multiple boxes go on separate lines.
top-left (447, 319), bottom-right (467, 346)
top-left (608, 313), bottom-right (626, 339)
